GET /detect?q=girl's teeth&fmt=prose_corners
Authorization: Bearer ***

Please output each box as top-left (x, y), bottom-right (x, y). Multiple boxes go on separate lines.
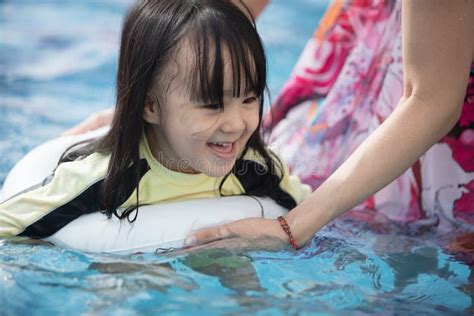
top-left (211, 142), bottom-right (230, 147)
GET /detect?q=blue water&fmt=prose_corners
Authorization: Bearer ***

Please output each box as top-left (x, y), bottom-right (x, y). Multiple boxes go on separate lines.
top-left (1, 1), bottom-right (473, 315)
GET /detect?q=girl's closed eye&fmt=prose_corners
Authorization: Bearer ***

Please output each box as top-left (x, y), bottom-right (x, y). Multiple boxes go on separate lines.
top-left (243, 96), bottom-right (258, 104)
top-left (200, 97), bottom-right (257, 110)
top-left (202, 103), bottom-right (222, 111)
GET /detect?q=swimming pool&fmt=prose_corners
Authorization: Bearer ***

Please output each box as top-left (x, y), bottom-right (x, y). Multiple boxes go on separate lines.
top-left (1, 0), bottom-right (473, 314)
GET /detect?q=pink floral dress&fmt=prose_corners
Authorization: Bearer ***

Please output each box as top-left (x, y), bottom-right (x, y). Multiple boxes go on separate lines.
top-left (267, 0), bottom-right (473, 230)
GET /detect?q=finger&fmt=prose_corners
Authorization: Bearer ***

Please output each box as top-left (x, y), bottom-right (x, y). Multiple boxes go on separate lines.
top-left (185, 224), bottom-right (233, 246)
top-left (62, 115), bottom-right (99, 136)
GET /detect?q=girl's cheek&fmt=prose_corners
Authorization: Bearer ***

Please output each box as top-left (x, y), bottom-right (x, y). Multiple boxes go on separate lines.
top-left (194, 114), bottom-right (221, 132)
top-left (250, 110), bottom-right (260, 132)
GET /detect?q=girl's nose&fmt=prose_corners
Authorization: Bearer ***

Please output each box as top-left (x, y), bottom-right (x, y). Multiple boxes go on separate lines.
top-left (220, 103), bottom-right (246, 134)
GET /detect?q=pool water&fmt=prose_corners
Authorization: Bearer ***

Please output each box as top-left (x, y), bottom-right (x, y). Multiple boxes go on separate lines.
top-left (1, 1), bottom-right (473, 314)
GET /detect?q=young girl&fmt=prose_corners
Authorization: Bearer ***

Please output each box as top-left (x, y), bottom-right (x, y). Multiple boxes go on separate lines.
top-left (0, 0), bottom-right (310, 238)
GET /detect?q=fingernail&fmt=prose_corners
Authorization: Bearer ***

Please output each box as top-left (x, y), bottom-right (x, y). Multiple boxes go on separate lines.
top-left (184, 235), bottom-right (196, 246)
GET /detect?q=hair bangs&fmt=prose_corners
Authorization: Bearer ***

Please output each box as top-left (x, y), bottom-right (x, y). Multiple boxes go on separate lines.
top-left (185, 4), bottom-right (266, 106)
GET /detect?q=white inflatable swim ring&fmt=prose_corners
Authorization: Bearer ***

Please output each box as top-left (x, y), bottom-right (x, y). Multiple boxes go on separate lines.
top-left (1, 128), bottom-right (287, 253)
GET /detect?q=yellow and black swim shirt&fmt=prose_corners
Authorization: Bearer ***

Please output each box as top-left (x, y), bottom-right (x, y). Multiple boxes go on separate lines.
top-left (0, 135), bottom-right (311, 238)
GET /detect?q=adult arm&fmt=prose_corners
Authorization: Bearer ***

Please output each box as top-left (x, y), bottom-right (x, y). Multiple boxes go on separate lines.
top-left (241, 0), bottom-right (270, 18)
top-left (186, 0), bottom-right (474, 247)
top-left (62, 107), bottom-right (114, 136)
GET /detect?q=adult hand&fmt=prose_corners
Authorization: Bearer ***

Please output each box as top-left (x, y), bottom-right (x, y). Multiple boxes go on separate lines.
top-left (171, 235), bottom-right (287, 257)
top-left (185, 217), bottom-right (290, 248)
top-left (62, 107), bottom-right (114, 136)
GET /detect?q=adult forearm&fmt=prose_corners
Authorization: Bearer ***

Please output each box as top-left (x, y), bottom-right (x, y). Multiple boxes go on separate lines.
top-left (287, 94), bottom-right (464, 244)
top-left (238, 0), bottom-right (270, 18)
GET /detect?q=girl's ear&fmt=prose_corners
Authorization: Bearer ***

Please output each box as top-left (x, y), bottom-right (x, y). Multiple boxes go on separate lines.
top-left (143, 95), bottom-right (160, 124)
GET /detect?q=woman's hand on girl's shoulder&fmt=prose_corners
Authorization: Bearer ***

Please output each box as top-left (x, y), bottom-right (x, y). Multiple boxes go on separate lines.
top-left (62, 107), bottom-right (114, 136)
top-left (185, 217), bottom-right (290, 249)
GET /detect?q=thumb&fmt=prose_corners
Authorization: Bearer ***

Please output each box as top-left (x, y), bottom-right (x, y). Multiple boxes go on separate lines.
top-left (185, 224), bottom-right (234, 246)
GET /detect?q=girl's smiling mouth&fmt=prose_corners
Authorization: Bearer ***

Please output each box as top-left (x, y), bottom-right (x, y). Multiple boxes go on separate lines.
top-left (207, 141), bottom-right (237, 160)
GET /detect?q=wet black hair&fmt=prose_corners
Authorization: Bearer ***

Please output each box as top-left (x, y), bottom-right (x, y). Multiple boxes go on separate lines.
top-left (61, 0), bottom-right (283, 220)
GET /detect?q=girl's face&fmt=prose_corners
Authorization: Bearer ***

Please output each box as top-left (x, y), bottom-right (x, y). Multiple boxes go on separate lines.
top-left (144, 44), bottom-right (260, 177)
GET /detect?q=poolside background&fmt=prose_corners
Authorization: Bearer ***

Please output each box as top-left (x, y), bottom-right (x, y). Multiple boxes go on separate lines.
top-left (1, 1), bottom-right (473, 315)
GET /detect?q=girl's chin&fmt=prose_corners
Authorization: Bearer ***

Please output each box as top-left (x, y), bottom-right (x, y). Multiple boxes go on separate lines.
top-left (199, 163), bottom-right (235, 178)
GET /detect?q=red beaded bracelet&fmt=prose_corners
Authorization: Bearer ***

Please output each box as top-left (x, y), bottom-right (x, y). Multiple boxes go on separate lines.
top-left (277, 216), bottom-right (300, 250)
